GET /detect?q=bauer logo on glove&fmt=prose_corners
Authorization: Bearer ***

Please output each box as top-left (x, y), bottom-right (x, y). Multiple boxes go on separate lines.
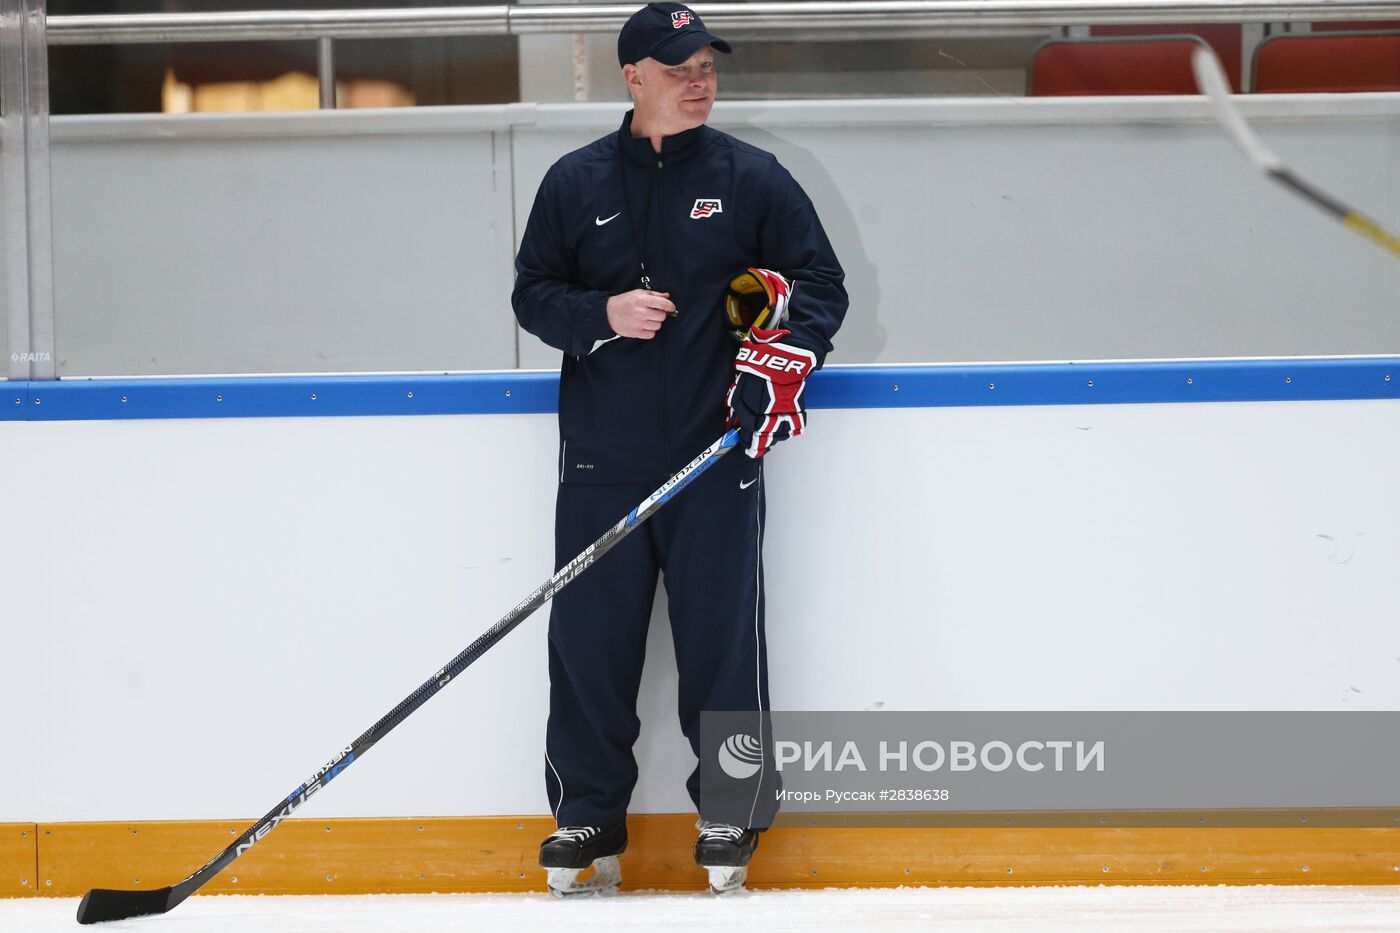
top-left (737, 342), bottom-right (811, 376)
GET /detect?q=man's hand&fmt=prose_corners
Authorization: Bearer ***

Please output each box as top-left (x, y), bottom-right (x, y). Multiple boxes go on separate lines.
top-left (606, 289), bottom-right (676, 339)
top-left (726, 327), bottom-right (817, 458)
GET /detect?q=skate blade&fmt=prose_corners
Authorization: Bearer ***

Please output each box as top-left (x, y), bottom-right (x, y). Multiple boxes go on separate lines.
top-left (546, 856), bottom-right (621, 898)
top-left (706, 865), bottom-right (748, 895)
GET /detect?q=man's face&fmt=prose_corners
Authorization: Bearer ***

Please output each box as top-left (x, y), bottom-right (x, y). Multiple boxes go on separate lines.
top-left (626, 46), bottom-right (718, 133)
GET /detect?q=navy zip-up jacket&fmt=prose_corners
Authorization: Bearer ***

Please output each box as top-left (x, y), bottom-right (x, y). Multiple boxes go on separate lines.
top-left (513, 109), bottom-right (847, 485)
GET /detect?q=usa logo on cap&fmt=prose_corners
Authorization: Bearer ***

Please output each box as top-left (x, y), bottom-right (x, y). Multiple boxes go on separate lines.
top-left (671, 11), bottom-right (692, 28)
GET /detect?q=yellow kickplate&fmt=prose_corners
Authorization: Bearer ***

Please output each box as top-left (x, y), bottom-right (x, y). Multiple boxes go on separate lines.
top-left (32, 814), bottom-right (1400, 897)
top-left (1, 824), bottom-right (38, 898)
top-left (37, 817), bottom-right (553, 898)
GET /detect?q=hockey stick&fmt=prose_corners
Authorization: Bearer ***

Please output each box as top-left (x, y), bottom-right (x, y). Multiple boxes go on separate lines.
top-left (1191, 46), bottom-right (1400, 260)
top-left (76, 427), bottom-right (741, 925)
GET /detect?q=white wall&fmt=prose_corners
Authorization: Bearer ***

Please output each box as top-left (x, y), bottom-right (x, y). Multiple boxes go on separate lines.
top-left (7, 96), bottom-right (1399, 377)
top-left (43, 110), bottom-right (518, 376)
top-left (4, 397), bottom-right (1398, 823)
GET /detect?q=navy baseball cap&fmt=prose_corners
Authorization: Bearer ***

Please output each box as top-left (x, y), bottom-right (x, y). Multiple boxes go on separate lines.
top-left (617, 3), bottom-right (733, 68)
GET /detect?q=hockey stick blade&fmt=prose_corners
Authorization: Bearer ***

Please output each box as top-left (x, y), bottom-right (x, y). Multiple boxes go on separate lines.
top-left (1191, 46), bottom-right (1400, 260)
top-left (77, 887), bottom-right (176, 925)
top-left (76, 428), bottom-right (741, 924)
top-left (1191, 46), bottom-right (1281, 174)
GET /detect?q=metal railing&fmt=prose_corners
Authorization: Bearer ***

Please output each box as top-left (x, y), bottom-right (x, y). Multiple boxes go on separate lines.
top-left (45, 2), bottom-right (1400, 45)
top-left (41, 2), bottom-right (1400, 111)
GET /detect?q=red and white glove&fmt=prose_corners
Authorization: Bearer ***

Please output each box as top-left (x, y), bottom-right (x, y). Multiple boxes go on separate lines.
top-left (725, 267), bottom-right (791, 341)
top-left (726, 327), bottom-right (817, 459)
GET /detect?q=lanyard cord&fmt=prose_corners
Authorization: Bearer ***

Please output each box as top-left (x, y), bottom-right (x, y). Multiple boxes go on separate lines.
top-left (618, 146), bottom-right (657, 292)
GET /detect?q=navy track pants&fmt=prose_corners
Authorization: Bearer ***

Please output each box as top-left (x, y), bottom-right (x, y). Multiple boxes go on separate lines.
top-left (544, 452), bottom-right (771, 828)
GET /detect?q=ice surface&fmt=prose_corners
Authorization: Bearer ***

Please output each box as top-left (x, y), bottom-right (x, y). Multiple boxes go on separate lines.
top-left (4, 885), bottom-right (1400, 932)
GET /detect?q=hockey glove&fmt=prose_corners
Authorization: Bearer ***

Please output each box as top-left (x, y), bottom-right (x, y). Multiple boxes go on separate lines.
top-left (726, 326), bottom-right (817, 459)
top-left (725, 268), bottom-right (791, 341)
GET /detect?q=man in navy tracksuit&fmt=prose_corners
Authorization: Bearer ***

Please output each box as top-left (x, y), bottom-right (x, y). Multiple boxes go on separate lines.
top-left (511, 2), bottom-right (846, 896)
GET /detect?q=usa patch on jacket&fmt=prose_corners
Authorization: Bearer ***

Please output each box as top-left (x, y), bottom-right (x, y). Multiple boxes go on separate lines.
top-left (691, 199), bottom-right (723, 219)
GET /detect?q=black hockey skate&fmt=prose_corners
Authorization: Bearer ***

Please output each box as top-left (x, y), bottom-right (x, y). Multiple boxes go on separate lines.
top-left (694, 820), bottom-right (759, 895)
top-left (539, 820), bottom-right (627, 897)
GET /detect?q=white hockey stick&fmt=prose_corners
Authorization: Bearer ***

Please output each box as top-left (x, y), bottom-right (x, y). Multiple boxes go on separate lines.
top-left (1191, 46), bottom-right (1400, 260)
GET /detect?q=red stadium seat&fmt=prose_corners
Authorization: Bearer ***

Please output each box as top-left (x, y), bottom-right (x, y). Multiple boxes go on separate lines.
top-left (1253, 32), bottom-right (1400, 92)
top-left (1311, 20), bottom-right (1400, 31)
top-left (1091, 23), bottom-right (1244, 91)
top-left (1030, 36), bottom-right (1211, 96)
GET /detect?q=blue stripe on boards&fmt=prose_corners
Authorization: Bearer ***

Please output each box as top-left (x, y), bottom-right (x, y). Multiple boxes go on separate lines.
top-left (2, 372), bottom-right (559, 422)
top-left (805, 358), bottom-right (1400, 409)
top-left (2, 358), bottom-right (1396, 422)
